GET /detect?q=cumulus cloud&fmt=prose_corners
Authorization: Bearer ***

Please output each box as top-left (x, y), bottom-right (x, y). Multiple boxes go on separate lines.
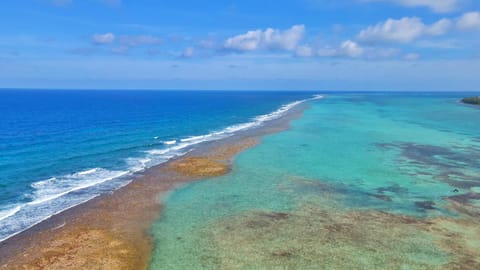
top-left (223, 25), bottom-right (305, 52)
top-left (428, 19), bottom-right (454, 35)
top-left (357, 17), bottom-right (452, 43)
top-left (298, 41), bottom-right (404, 59)
top-left (88, 33), bottom-right (163, 55)
top-left (92, 33), bottom-right (115, 44)
top-left (299, 40), bottom-right (365, 58)
top-left (337, 40), bottom-right (365, 57)
top-left (456, 11), bottom-right (480, 30)
top-left (362, 0), bottom-right (461, 13)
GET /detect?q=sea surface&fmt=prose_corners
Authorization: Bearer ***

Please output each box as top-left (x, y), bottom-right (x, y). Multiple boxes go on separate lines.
top-left (148, 93), bottom-right (480, 269)
top-left (0, 90), bottom-right (314, 242)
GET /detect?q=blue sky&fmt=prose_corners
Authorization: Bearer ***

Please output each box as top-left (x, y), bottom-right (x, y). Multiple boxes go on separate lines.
top-left (1, 0), bottom-right (479, 91)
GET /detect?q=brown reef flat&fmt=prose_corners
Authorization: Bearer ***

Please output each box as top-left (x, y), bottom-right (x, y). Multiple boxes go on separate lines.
top-left (0, 137), bottom-right (259, 270)
top-left (166, 138), bottom-right (257, 178)
top-left (195, 180), bottom-right (480, 270)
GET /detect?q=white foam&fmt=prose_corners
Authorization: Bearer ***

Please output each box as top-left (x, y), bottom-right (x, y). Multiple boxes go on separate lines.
top-left (28, 168), bottom-right (129, 206)
top-left (0, 194), bottom-right (105, 243)
top-left (126, 157), bottom-right (152, 172)
top-left (77, 168), bottom-right (98, 175)
top-left (31, 177), bottom-right (57, 188)
top-left (146, 149), bottom-right (171, 155)
top-left (146, 94), bottom-right (324, 164)
top-left (0, 206), bottom-right (22, 222)
top-left (180, 135), bottom-right (212, 143)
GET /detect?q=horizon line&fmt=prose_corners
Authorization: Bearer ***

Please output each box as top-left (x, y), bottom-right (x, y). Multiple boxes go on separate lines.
top-left (1, 88), bottom-right (479, 93)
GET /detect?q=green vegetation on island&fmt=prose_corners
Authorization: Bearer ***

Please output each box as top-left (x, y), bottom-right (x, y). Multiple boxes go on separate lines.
top-left (461, 96), bottom-right (480, 105)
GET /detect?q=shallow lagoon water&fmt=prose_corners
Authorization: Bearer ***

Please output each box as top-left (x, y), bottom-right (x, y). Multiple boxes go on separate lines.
top-left (150, 93), bottom-right (480, 269)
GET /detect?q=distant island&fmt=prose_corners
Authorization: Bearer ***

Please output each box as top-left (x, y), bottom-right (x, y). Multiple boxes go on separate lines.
top-left (461, 96), bottom-right (480, 105)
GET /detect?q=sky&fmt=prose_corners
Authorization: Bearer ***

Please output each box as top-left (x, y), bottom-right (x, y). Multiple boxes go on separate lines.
top-left (0, 0), bottom-right (479, 91)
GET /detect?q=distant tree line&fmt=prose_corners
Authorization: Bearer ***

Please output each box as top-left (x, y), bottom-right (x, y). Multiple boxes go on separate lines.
top-left (461, 96), bottom-right (480, 105)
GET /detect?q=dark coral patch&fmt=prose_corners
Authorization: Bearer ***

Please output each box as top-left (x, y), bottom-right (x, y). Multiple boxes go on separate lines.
top-left (446, 193), bottom-right (480, 205)
top-left (415, 201), bottom-right (436, 210)
top-left (376, 142), bottom-right (480, 169)
top-left (259, 212), bottom-right (290, 220)
top-left (370, 194), bottom-right (392, 202)
top-left (376, 184), bottom-right (408, 194)
top-left (375, 142), bottom-right (480, 196)
top-left (446, 180), bottom-right (480, 189)
top-left (271, 250), bottom-right (294, 258)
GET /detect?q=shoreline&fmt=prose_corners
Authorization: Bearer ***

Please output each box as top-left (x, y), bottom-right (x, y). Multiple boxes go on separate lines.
top-left (0, 102), bottom-right (309, 269)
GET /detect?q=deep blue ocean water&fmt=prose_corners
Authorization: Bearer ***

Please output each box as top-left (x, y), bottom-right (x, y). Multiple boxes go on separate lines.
top-left (0, 90), bottom-right (314, 241)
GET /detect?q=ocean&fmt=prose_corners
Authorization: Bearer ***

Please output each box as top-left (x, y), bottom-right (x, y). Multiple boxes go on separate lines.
top-left (0, 90), bottom-right (315, 242)
top-left (147, 92), bottom-right (480, 269)
top-left (2, 90), bottom-right (480, 269)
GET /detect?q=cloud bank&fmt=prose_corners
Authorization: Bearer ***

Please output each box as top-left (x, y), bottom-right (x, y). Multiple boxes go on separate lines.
top-left (363, 0), bottom-right (462, 13)
top-left (358, 17), bottom-right (452, 43)
top-left (223, 25), bottom-right (305, 52)
top-left (92, 33), bottom-right (115, 44)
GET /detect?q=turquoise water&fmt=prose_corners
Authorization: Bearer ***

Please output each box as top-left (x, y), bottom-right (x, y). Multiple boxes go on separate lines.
top-left (150, 93), bottom-right (480, 269)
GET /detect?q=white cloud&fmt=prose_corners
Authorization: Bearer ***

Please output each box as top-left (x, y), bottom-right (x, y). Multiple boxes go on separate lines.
top-left (358, 17), bottom-right (452, 43)
top-left (295, 45), bottom-right (314, 57)
top-left (198, 39), bottom-right (216, 49)
top-left (457, 11), bottom-right (480, 30)
top-left (182, 47), bottom-right (194, 58)
top-left (316, 47), bottom-right (338, 57)
top-left (427, 19), bottom-right (453, 35)
top-left (404, 53), bottom-right (420, 60)
top-left (366, 48), bottom-right (401, 59)
top-left (92, 33), bottom-right (115, 44)
top-left (363, 0), bottom-right (461, 13)
top-left (397, 0), bottom-right (460, 13)
top-left (111, 46), bottom-right (129, 54)
top-left (299, 41), bottom-right (403, 59)
top-left (224, 25), bottom-right (305, 52)
top-left (339, 40), bottom-right (365, 57)
top-left (224, 30), bottom-right (262, 51)
top-left (309, 40), bottom-right (365, 58)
